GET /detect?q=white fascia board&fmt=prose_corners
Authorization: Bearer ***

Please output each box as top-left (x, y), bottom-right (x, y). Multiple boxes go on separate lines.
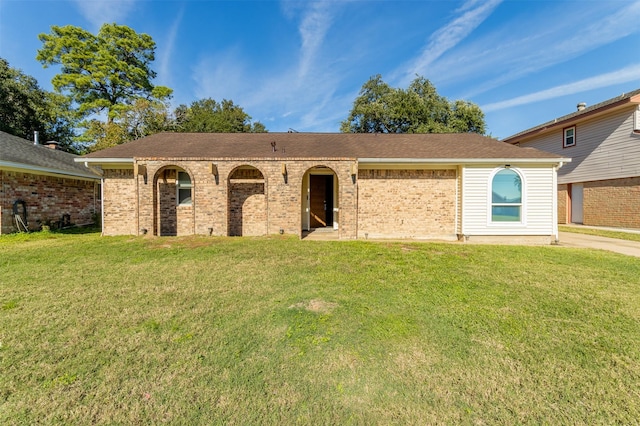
top-left (0, 160), bottom-right (101, 180)
top-left (357, 157), bottom-right (571, 166)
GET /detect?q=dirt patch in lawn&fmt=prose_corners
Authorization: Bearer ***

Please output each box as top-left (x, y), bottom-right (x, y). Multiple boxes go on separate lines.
top-left (289, 299), bottom-right (338, 314)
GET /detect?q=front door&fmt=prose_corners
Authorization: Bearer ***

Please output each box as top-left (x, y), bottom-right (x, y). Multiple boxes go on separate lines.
top-left (309, 175), bottom-right (334, 228)
top-left (571, 183), bottom-right (584, 224)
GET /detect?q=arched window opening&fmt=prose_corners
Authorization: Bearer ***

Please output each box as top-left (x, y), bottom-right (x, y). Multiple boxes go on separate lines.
top-left (177, 171), bottom-right (192, 205)
top-left (491, 169), bottom-right (522, 222)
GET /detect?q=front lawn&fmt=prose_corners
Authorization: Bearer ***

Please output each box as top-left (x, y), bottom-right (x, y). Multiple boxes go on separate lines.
top-left (1, 233), bottom-right (639, 424)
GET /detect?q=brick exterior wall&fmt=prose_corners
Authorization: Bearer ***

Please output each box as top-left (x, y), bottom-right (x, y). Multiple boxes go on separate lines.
top-left (583, 177), bottom-right (640, 228)
top-left (102, 169), bottom-right (137, 236)
top-left (557, 184), bottom-right (568, 224)
top-left (102, 159), bottom-right (359, 238)
top-left (357, 169), bottom-right (457, 239)
top-left (229, 182), bottom-right (266, 236)
top-left (0, 170), bottom-right (99, 234)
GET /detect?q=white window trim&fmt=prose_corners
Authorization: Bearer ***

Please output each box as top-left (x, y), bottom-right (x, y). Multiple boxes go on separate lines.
top-left (563, 126), bottom-right (576, 148)
top-left (487, 167), bottom-right (526, 227)
top-left (176, 171), bottom-right (193, 206)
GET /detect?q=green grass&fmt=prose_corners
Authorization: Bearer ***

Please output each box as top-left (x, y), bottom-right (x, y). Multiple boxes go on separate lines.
top-left (1, 232), bottom-right (639, 424)
top-left (559, 225), bottom-right (640, 242)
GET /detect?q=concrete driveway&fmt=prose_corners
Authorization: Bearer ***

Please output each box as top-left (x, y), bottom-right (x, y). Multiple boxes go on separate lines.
top-left (558, 231), bottom-right (640, 258)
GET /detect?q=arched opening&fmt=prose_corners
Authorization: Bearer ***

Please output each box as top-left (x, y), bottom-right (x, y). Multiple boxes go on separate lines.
top-left (228, 165), bottom-right (267, 236)
top-left (153, 166), bottom-right (194, 236)
top-left (301, 166), bottom-right (339, 233)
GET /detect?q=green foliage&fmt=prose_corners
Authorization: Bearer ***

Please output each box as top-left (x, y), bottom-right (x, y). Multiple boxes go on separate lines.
top-left (80, 97), bottom-right (175, 152)
top-left (341, 74), bottom-right (486, 134)
top-left (80, 120), bottom-right (130, 152)
top-left (0, 58), bottom-right (77, 151)
top-left (37, 23), bottom-right (172, 124)
top-left (175, 98), bottom-right (267, 133)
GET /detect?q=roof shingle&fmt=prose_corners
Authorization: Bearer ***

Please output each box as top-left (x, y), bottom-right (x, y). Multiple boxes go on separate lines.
top-left (0, 131), bottom-right (100, 178)
top-left (82, 132), bottom-right (564, 161)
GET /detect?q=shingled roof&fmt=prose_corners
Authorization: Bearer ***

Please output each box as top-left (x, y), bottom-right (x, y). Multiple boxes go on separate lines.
top-left (0, 131), bottom-right (100, 179)
top-left (503, 88), bottom-right (640, 143)
top-left (81, 132), bottom-right (565, 162)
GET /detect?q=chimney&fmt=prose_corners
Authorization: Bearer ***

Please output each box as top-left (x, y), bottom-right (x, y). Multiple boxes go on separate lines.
top-left (577, 102), bottom-right (587, 111)
top-left (34, 131), bottom-right (39, 145)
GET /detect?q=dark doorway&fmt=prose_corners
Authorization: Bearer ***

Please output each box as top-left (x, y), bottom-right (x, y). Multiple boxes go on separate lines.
top-left (309, 175), bottom-right (334, 228)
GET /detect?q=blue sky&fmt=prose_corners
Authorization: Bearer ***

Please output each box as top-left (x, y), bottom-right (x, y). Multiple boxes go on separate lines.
top-left (1, 0), bottom-right (639, 139)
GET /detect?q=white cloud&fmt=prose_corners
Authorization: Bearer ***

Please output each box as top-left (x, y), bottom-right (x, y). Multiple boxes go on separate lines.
top-left (439, 0), bottom-right (640, 98)
top-left (191, 48), bottom-right (248, 102)
top-left (157, 6), bottom-right (183, 88)
top-left (297, 1), bottom-right (333, 81)
top-left (187, 1), bottom-right (344, 130)
top-left (395, 0), bottom-right (502, 85)
top-left (73, 0), bottom-right (137, 29)
top-left (482, 64), bottom-right (640, 112)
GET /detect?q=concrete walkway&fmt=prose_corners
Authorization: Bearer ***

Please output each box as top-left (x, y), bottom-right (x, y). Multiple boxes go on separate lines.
top-left (302, 225), bottom-right (640, 258)
top-left (558, 228), bottom-right (640, 258)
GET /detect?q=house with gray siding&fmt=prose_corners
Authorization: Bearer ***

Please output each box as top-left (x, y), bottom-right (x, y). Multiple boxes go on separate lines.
top-left (503, 89), bottom-right (640, 229)
top-left (0, 131), bottom-right (101, 234)
top-left (78, 132), bottom-right (568, 243)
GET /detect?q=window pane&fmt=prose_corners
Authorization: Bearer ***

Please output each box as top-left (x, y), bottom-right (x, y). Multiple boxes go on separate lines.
top-left (178, 188), bottom-right (192, 205)
top-left (564, 128), bottom-right (575, 146)
top-left (492, 206), bottom-right (521, 221)
top-left (178, 171), bottom-right (191, 187)
top-left (492, 169), bottom-right (521, 203)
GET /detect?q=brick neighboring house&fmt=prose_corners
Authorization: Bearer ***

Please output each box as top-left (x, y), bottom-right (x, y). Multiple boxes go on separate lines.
top-left (503, 88), bottom-right (640, 229)
top-left (0, 131), bottom-right (102, 234)
top-left (80, 132), bottom-right (569, 243)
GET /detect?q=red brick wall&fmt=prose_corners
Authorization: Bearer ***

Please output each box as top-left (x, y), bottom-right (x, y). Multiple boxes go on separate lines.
top-left (583, 177), bottom-right (640, 228)
top-left (557, 184), bottom-right (568, 224)
top-left (0, 170), bottom-right (99, 234)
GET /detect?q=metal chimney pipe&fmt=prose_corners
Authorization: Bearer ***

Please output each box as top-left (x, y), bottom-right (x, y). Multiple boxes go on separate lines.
top-left (577, 102), bottom-right (586, 111)
top-left (34, 131), bottom-right (39, 145)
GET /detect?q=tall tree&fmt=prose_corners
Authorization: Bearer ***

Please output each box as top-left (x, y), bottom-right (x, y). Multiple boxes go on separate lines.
top-left (341, 75), bottom-right (485, 134)
top-left (80, 97), bottom-right (174, 152)
top-left (175, 98), bottom-right (267, 133)
top-left (0, 57), bottom-right (77, 151)
top-left (37, 23), bottom-right (172, 124)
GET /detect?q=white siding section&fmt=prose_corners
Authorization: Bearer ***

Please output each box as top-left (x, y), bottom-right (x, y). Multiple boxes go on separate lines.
top-left (462, 165), bottom-right (556, 236)
top-left (518, 107), bottom-right (640, 184)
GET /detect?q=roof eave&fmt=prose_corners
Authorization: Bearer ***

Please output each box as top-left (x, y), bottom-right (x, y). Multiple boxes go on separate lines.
top-left (357, 157), bottom-right (570, 165)
top-left (0, 160), bottom-right (102, 180)
top-left (503, 95), bottom-right (640, 144)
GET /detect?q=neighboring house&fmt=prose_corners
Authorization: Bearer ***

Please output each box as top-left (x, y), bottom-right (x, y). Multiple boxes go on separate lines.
top-left (79, 132), bottom-right (568, 243)
top-left (503, 89), bottom-right (640, 229)
top-left (0, 131), bottom-right (102, 234)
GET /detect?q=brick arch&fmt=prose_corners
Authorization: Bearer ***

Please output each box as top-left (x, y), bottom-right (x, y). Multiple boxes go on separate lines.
top-left (301, 165), bottom-right (340, 231)
top-left (227, 165), bottom-right (267, 236)
top-left (152, 165), bottom-right (195, 236)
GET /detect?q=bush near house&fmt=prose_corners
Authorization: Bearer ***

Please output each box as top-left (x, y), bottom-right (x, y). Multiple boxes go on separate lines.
top-left (1, 233), bottom-right (639, 424)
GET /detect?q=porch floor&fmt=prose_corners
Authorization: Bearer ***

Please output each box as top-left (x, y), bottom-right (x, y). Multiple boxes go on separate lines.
top-left (301, 227), bottom-right (339, 240)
